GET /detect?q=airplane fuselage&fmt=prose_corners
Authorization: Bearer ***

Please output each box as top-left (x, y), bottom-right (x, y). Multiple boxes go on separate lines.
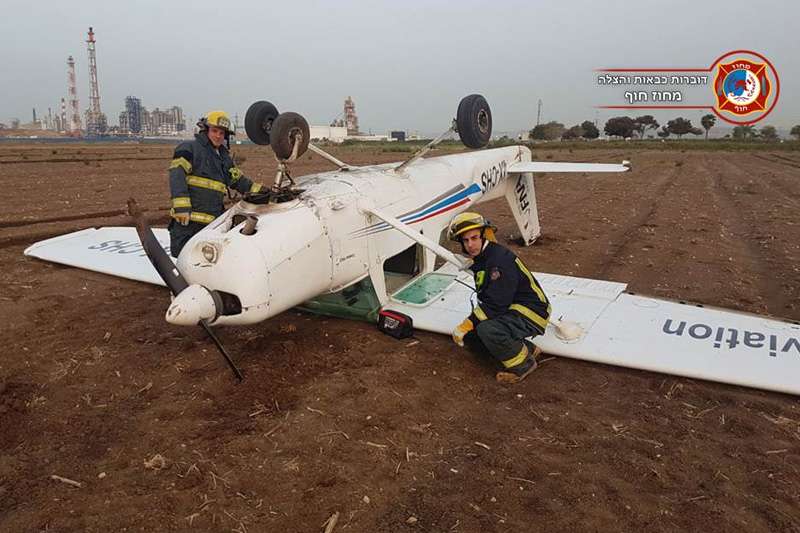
top-left (173, 145), bottom-right (533, 326)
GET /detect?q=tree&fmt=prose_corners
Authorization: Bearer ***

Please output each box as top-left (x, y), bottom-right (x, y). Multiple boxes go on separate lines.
top-left (666, 117), bottom-right (694, 138)
top-left (633, 115), bottom-right (659, 138)
top-left (604, 116), bottom-right (636, 138)
top-left (529, 121), bottom-right (565, 141)
top-left (732, 125), bottom-right (757, 140)
top-left (657, 126), bottom-right (670, 139)
top-left (562, 124), bottom-right (585, 140)
top-left (700, 114), bottom-right (716, 140)
top-left (760, 125), bottom-right (779, 141)
top-left (580, 120), bottom-right (600, 139)
top-left (791, 125), bottom-right (800, 140)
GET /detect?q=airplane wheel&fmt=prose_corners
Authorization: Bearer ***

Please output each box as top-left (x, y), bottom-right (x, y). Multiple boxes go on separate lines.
top-left (245, 101), bottom-right (279, 145)
top-left (456, 94), bottom-right (492, 149)
top-left (270, 112), bottom-right (310, 160)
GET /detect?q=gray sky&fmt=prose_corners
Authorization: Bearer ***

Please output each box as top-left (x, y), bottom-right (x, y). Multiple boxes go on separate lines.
top-left (2, 0), bottom-right (797, 135)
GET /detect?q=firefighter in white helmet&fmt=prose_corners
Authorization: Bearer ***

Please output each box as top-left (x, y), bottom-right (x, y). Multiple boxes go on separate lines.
top-left (448, 212), bottom-right (551, 383)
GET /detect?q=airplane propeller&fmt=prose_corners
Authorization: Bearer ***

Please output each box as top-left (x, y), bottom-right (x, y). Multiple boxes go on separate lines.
top-left (126, 198), bottom-right (244, 382)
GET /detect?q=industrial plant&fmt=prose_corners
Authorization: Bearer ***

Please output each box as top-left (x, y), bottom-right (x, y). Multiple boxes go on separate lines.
top-left (3, 27), bottom-right (187, 138)
top-left (2, 28), bottom-right (409, 142)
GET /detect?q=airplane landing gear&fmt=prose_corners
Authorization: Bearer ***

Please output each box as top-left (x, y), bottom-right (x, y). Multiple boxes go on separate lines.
top-left (270, 112), bottom-right (310, 160)
top-left (244, 101), bottom-right (279, 145)
top-left (456, 94), bottom-right (492, 149)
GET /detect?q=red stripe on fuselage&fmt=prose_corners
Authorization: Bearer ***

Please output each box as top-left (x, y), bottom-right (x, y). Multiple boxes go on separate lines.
top-left (408, 197), bottom-right (471, 225)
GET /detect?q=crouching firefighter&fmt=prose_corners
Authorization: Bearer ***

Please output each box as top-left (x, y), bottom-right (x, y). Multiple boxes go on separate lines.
top-left (167, 110), bottom-right (266, 258)
top-left (448, 212), bottom-right (551, 384)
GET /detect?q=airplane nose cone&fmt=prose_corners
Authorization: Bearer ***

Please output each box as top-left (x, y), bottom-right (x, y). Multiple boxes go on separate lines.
top-left (166, 284), bottom-right (218, 326)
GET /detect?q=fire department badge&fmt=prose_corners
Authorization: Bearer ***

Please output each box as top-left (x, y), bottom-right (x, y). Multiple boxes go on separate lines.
top-left (490, 267), bottom-right (501, 281)
top-left (710, 51), bottom-right (779, 124)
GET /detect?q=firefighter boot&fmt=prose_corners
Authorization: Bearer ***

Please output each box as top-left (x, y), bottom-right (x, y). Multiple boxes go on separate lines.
top-left (495, 343), bottom-right (542, 384)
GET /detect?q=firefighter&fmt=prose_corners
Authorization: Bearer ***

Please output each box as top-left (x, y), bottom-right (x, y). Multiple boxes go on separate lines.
top-left (167, 110), bottom-right (265, 257)
top-left (448, 212), bottom-right (551, 383)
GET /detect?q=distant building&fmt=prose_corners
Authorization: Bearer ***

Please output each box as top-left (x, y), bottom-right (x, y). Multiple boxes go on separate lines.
top-left (125, 96), bottom-right (143, 134)
top-left (118, 97), bottom-right (185, 136)
top-left (390, 131), bottom-right (406, 142)
top-left (310, 125), bottom-right (347, 143)
top-left (347, 134), bottom-right (390, 142)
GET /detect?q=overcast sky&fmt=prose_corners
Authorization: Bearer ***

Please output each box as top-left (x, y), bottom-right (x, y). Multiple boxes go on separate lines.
top-left (2, 0), bottom-right (796, 135)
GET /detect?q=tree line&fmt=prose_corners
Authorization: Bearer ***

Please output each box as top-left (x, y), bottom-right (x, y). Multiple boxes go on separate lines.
top-left (529, 115), bottom-right (800, 142)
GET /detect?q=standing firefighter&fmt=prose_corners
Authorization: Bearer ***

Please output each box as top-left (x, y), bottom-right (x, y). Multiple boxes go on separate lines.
top-left (168, 110), bottom-right (265, 257)
top-left (449, 212), bottom-right (551, 383)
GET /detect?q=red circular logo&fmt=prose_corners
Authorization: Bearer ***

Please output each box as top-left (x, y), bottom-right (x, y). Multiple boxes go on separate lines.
top-left (711, 50), bottom-right (779, 125)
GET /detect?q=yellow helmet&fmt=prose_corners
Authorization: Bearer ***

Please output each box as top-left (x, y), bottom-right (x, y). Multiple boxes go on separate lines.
top-left (198, 110), bottom-right (234, 134)
top-left (448, 212), bottom-right (497, 242)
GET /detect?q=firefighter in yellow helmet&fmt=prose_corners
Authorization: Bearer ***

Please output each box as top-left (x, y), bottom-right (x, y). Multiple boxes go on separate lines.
top-left (167, 110), bottom-right (267, 257)
top-left (448, 212), bottom-right (551, 383)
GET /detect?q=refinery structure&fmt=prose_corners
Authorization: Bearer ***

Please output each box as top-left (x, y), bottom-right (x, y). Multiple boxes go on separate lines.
top-left (2, 28), bottom-right (409, 142)
top-left (5, 27), bottom-right (186, 138)
top-left (118, 96), bottom-right (186, 136)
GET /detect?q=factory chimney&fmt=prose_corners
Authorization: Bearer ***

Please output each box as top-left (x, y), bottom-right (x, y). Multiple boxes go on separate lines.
top-left (67, 56), bottom-right (82, 135)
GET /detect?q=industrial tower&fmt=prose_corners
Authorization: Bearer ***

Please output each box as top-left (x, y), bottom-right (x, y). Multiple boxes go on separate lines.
top-left (59, 98), bottom-right (67, 133)
top-left (85, 27), bottom-right (107, 135)
top-left (66, 56), bottom-right (81, 135)
top-left (344, 96), bottom-right (359, 136)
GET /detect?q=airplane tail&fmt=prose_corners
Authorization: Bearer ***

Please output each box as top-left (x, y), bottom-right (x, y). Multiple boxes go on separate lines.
top-left (504, 170), bottom-right (540, 245)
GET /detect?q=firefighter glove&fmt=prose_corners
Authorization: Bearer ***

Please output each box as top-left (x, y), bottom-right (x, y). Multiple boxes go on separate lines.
top-left (452, 318), bottom-right (474, 347)
top-left (173, 211), bottom-right (190, 226)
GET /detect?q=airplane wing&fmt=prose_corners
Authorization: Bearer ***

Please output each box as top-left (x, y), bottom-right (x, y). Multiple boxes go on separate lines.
top-left (385, 264), bottom-right (800, 396)
top-left (507, 161), bottom-right (630, 173)
top-left (25, 227), bottom-right (800, 395)
top-left (24, 227), bottom-right (168, 287)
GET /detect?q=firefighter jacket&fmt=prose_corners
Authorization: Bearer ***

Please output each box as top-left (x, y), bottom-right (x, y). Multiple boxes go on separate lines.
top-left (468, 241), bottom-right (551, 333)
top-left (168, 132), bottom-right (262, 225)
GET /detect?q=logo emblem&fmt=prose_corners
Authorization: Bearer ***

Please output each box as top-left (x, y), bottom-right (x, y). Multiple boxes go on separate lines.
top-left (710, 51), bottom-right (779, 124)
top-left (714, 59), bottom-right (770, 115)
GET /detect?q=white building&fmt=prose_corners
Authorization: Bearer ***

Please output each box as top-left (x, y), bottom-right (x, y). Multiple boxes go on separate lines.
top-left (310, 125), bottom-right (347, 143)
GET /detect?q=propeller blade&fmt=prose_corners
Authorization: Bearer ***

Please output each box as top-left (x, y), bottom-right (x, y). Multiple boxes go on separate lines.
top-left (127, 198), bottom-right (188, 295)
top-left (200, 320), bottom-right (244, 381)
top-left (126, 198), bottom-right (243, 382)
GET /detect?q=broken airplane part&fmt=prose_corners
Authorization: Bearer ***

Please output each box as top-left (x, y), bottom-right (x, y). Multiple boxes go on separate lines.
top-left (24, 95), bottom-right (800, 394)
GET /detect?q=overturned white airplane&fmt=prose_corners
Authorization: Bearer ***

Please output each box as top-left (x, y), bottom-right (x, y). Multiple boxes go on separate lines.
top-left (25, 95), bottom-right (800, 393)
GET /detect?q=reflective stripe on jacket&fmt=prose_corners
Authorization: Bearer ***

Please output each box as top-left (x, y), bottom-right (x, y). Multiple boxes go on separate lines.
top-left (468, 241), bottom-right (551, 332)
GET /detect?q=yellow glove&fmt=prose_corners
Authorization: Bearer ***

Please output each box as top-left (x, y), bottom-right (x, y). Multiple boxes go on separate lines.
top-left (452, 318), bottom-right (474, 347)
top-left (173, 212), bottom-right (190, 226)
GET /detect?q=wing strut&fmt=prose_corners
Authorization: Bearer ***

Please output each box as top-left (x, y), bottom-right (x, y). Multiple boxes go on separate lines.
top-left (359, 202), bottom-right (470, 271)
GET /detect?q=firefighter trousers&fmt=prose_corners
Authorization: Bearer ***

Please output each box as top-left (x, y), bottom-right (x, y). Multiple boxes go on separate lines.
top-left (463, 312), bottom-right (542, 371)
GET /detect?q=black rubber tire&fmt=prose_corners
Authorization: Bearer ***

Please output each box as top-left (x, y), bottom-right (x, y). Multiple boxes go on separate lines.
top-left (244, 101), bottom-right (279, 145)
top-left (270, 112), bottom-right (310, 160)
top-left (456, 94), bottom-right (492, 149)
